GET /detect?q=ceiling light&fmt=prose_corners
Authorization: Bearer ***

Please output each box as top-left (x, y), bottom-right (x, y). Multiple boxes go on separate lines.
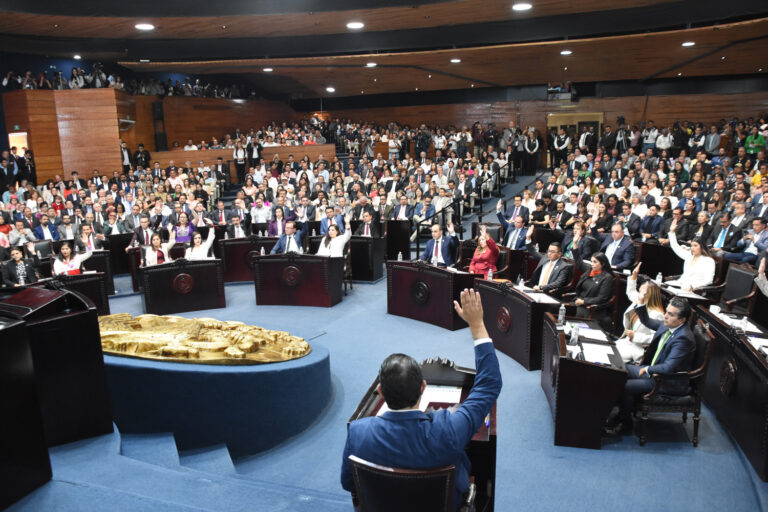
top-left (677, 72), bottom-right (682, 76)
top-left (346, 21), bottom-right (364, 30)
top-left (73, 54), bottom-right (81, 60)
top-left (53, 24), bottom-right (59, 28)
top-left (139, 59), bottom-right (150, 63)
top-left (361, 91), bottom-right (364, 94)
top-left (428, 74), bottom-right (432, 78)
top-left (221, 25), bottom-right (227, 29)
top-left (681, 41), bottom-right (695, 47)
top-left (564, 66), bottom-right (568, 70)
top-left (560, 50), bottom-right (572, 55)
top-left (415, 88), bottom-right (419, 91)
top-left (512, 3), bottom-right (532, 11)
top-left (721, 56), bottom-right (726, 60)
top-left (365, 62), bottom-right (377, 68)
top-left (450, 58), bottom-right (461, 64)
top-left (470, 84), bottom-right (474, 88)
top-left (326, 87), bottom-right (336, 93)
top-left (263, 68), bottom-right (273, 72)
top-left (760, 68), bottom-right (764, 72)
top-left (135, 23), bottom-right (155, 31)
top-left (373, 78), bottom-right (377, 82)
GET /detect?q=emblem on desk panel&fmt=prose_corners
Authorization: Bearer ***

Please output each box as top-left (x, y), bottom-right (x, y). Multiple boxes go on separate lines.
top-left (496, 306), bottom-right (512, 333)
top-left (719, 359), bottom-right (737, 396)
top-left (410, 280), bottom-right (430, 305)
top-left (172, 273), bottom-right (194, 294)
top-left (245, 250), bottom-right (260, 269)
top-left (282, 265), bottom-right (302, 287)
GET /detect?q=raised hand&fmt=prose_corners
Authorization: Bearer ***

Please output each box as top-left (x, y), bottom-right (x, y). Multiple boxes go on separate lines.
top-left (760, 257), bottom-right (766, 276)
top-left (527, 225), bottom-right (535, 238)
top-left (453, 288), bottom-right (489, 340)
top-left (496, 199), bottom-right (503, 211)
top-left (632, 262), bottom-right (642, 279)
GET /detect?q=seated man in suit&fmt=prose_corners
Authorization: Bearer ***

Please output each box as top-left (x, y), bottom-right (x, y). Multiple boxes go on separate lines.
top-left (616, 203), bottom-right (642, 241)
top-left (523, 229), bottom-right (573, 296)
top-left (353, 210), bottom-right (381, 238)
top-left (390, 195), bottom-right (414, 222)
top-left (75, 223), bottom-right (104, 252)
top-left (411, 196), bottom-right (436, 241)
top-left (270, 220), bottom-right (308, 254)
top-left (420, 222), bottom-right (458, 267)
top-left (708, 212), bottom-right (743, 255)
top-left (341, 288), bottom-right (502, 509)
top-left (496, 201), bottom-right (527, 250)
top-left (320, 206), bottom-right (345, 234)
top-left (722, 217), bottom-right (768, 265)
top-left (32, 214), bottom-right (60, 241)
top-left (605, 297), bottom-right (695, 435)
top-left (638, 204), bottom-right (664, 243)
top-left (225, 214), bottom-right (251, 239)
top-left (503, 195), bottom-right (529, 223)
top-left (658, 207), bottom-right (690, 246)
top-left (600, 223), bottom-right (636, 271)
top-left (126, 215), bottom-right (154, 252)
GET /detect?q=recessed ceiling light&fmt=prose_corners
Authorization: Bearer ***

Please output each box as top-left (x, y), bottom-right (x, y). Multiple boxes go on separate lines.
top-left (135, 23), bottom-right (155, 31)
top-left (470, 84), bottom-right (474, 88)
top-left (560, 50), bottom-right (572, 55)
top-left (361, 90), bottom-right (364, 94)
top-left (677, 72), bottom-right (682, 76)
top-left (428, 74), bottom-right (432, 78)
top-left (450, 58), bottom-right (461, 64)
top-left (53, 24), bottom-right (59, 28)
top-left (681, 41), bottom-right (695, 47)
top-left (73, 54), bottom-right (81, 60)
top-left (139, 59), bottom-right (150, 63)
top-left (221, 25), bottom-right (227, 29)
top-left (373, 78), bottom-right (377, 82)
top-left (721, 56), bottom-right (726, 60)
top-left (326, 86), bottom-right (336, 93)
top-left (346, 21), bottom-right (364, 30)
top-left (415, 88), bottom-right (419, 91)
top-left (760, 68), bottom-right (764, 72)
top-left (365, 62), bottom-right (377, 68)
top-left (512, 3), bottom-right (532, 11)
top-left (564, 66), bottom-right (568, 70)
top-left (263, 68), bottom-right (273, 72)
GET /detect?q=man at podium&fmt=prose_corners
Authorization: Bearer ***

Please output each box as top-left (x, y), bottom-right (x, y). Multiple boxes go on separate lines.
top-left (341, 289), bottom-right (502, 508)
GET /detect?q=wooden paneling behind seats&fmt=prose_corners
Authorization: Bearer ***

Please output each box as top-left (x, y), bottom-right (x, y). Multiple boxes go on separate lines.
top-left (149, 144), bottom-right (337, 172)
top-left (2, 90), bottom-right (63, 184)
top-left (160, 97), bottom-right (299, 149)
top-left (115, 91), bottom-right (137, 150)
top-left (116, 94), bottom-right (156, 152)
top-left (55, 89), bottom-right (122, 178)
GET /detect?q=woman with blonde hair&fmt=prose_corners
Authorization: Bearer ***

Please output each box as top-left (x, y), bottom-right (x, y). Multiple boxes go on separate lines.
top-left (468, 225), bottom-right (499, 277)
top-left (615, 263), bottom-right (666, 363)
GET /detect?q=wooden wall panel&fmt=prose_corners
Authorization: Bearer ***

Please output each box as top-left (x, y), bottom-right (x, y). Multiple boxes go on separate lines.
top-left (115, 93), bottom-right (157, 152)
top-left (161, 97), bottom-right (299, 149)
top-left (55, 89), bottom-right (122, 178)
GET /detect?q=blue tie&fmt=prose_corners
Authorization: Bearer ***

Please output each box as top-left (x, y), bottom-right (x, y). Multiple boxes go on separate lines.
top-left (715, 228), bottom-right (726, 249)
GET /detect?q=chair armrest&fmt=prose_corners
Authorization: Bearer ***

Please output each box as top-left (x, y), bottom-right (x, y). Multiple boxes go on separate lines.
top-left (725, 290), bottom-right (757, 306)
top-left (642, 371), bottom-right (690, 400)
top-left (459, 483), bottom-right (477, 512)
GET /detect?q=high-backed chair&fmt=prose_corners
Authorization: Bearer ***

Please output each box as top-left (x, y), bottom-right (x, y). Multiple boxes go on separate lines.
top-left (634, 320), bottom-right (714, 447)
top-left (33, 240), bottom-right (53, 259)
top-left (696, 262), bottom-right (758, 315)
top-left (349, 455), bottom-right (475, 512)
top-left (342, 240), bottom-right (353, 296)
top-left (471, 222), bottom-right (503, 243)
top-left (455, 241), bottom-right (511, 279)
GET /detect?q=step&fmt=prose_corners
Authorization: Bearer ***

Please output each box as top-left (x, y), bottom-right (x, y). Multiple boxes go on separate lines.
top-left (178, 444), bottom-right (235, 475)
top-left (121, 433), bottom-right (180, 469)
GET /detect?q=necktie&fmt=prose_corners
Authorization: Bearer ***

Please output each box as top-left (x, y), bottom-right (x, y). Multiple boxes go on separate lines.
top-left (144, 230), bottom-right (148, 244)
top-left (220, 211), bottom-right (224, 222)
top-left (513, 207), bottom-right (519, 218)
top-left (715, 228), bottom-right (726, 248)
top-left (508, 229), bottom-right (518, 249)
top-left (651, 330), bottom-right (673, 365)
top-left (365, 223), bottom-right (370, 236)
top-left (541, 261), bottom-right (553, 285)
top-left (434, 239), bottom-right (440, 262)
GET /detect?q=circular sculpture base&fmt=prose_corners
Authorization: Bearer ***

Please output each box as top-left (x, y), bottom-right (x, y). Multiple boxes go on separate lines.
top-left (103, 342), bottom-right (331, 457)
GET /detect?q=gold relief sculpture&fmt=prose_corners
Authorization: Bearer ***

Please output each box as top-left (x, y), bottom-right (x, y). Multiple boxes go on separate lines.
top-left (98, 314), bottom-right (311, 364)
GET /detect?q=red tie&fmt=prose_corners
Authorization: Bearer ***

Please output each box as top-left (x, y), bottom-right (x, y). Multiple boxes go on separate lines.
top-left (365, 223), bottom-right (370, 236)
top-left (220, 212), bottom-right (224, 222)
top-left (434, 240), bottom-right (439, 259)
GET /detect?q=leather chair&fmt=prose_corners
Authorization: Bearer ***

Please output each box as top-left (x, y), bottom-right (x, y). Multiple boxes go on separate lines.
top-left (348, 455), bottom-right (476, 512)
top-left (634, 320), bottom-right (714, 447)
top-left (342, 240), bottom-right (353, 296)
top-left (455, 241), bottom-right (511, 279)
top-left (33, 240), bottom-right (53, 259)
top-left (471, 222), bottom-right (503, 243)
top-left (695, 263), bottom-right (758, 315)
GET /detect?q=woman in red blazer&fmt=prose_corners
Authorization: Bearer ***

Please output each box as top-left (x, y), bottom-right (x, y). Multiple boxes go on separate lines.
top-left (469, 225), bottom-right (499, 276)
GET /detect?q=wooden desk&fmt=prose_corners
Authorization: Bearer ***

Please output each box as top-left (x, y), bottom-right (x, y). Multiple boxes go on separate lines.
top-left (81, 250), bottom-right (115, 295)
top-left (696, 306), bottom-right (768, 481)
top-left (55, 272), bottom-right (111, 316)
top-left (219, 236), bottom-right (279, 282)
top-left (307, 235), bottom-right (386, 282)
top-left (349, 358), bottom-right (497, 512)
top-left (253, 254), bottom-right (344, 307)
top-left (138, 259), bottom-right (226, 315)
top-left (476, 280), bottom-right (560, 370)
top-left (540, 313), bottom-right (627, 449)
top-left (386, 261), bottom-right (476, 331)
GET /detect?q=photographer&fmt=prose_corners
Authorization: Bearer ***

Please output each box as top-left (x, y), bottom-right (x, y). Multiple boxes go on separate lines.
top-left (2, 70), bottom-right (21, 91)
top-left (88, 63), bottom-right (108, 88)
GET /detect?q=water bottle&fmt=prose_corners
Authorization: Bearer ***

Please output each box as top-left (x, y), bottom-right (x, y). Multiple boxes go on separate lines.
top-left (487, 268), bottom-right (494, 280)
top-left (312, 229), bottom-right (317, 236)
top-left (534, 243), bottom-right (540, 253)
top-left (397, 251), bottom-right (403, 261)
top-left (260, 247), bottom-right (265, 256)
top-left (569, 325), bottom-right (580, 346)
top-left (517, 274), bottom-right (523, 286)
top-left (740, 315), bottom-right (749, 331)
top-left (557, 303), bottom-right (566, 326)
top-left (656, 272), bottom-right (663, 284)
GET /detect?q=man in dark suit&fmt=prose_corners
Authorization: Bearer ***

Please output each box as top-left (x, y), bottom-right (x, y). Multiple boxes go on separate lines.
top-left (390, 196), bottom-right (414, 221)
top-left (270, 220), bottom-right (308, 254)
top-left (600, 223), bottom-right (636, 271)
top-left (351, 195), bottom-right (375, 221)
top-left (32, 214), bottom-right (60, 241)
top-left (133, 143), bottom-right (151, 169)
top-left (496, 207), bottom-right (528, 250)
top-left (550, 201), bottom-right (572, 231)
top-left (605, 298), bottom-right (695, 435)
top-left (708, 212), bottom-right (742, 254)
top-left (341, 288), bottom-right (502, 508)
top-left (225, 215), bottom-right (251, 239)
top-left (420, 223), bottom-right (458, 267)
top-left (659, 207), bottom-right (691, 245)
top-left (321, 206), bottom-right (346, 234)
top-left (638, 205), bottom-right (664, 242)
top-left (126, 216), bottom-right (154, 250)
top-left (353, 211), bottom-right (381, 238)
top-left (617, 203), bottom-right (642, 240)
top-left (502, 195), bottom-right (529, 223)
top-left (524, 237), bottom-right (573, 295)
top-left (120, 141), bottom-right (132, 174)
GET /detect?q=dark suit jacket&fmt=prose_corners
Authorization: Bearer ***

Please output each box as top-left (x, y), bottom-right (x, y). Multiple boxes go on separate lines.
top-left (421, 234), bottom-right (459, 266)
top-left (496, 212), bottom-right (527, 249)
top-left (503, 205), bottom-right (530, 222)
top-left (707, 224), bottom-right (742, 252)
top-left (575, 270), bottom-right (615, 311)
top-left (639, 215), bottom-right (664, 238)
top-left (659, 219), bottom-right (691, 241)
top-left (353, 221), bottom-right (381, 238)
top-left (624, 213), bottom-right (642, 238)
top-left (320, 215), bottom-right (346, 234)
top-left (341, 342), bottom-right (502, 507)
top-left (600, 236), bottom-right (636, 270)
top-left (269, 222), bottom-right (308, 254)
top-left (390, 204), bottom-right (414, 220)
top-left (225, 223), bottom-right (252, 238)
top-left (32, 224), bottom-right (60, 241)
top-left (525, 251), bottom-right (573, 294)
top-left (635, 305), bottom-right (696, 395)
top-left (2, 259), bottom-right (40, 286)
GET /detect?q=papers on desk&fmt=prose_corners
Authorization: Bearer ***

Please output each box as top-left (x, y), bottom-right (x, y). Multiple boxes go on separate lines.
top-left (578, 328), bottom-right (609, 342)
top-left (662, 285), bottom-right (706, 300)
top-left (527, 292), bottom-right (560, 304)
top-left (581, 342), bottom-right (615, 365)
top-left (377, 385), bottom-right (463, 416)
top-left (563, 321), bottom-right (590, 335)
top-left (746, 336), bottom-right (768, 353)
top-left (715, 313), bottom-right (764, 334)
top-left (512, 283), bottom-right (534, 292)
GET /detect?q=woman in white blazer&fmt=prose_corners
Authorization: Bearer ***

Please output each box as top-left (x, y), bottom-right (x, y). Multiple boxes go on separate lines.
top-left (143, 230), bottom-right (175, 266)
top-left (185, 228), bottom-right (215, 260)
top-left (615, 263), bottom-right (666, 363)
top-left (667, 231), bottom-right (716, 291)
top-left (53, 242), bottom-right (92, 275)
top-left (315, 214), bottom-right (352, 258)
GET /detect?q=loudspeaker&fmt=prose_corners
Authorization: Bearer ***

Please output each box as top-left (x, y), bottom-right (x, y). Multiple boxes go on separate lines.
top-left (155, 132), bottom-right (168, 152)
top-left (152, 101), bottom-right (164, 121)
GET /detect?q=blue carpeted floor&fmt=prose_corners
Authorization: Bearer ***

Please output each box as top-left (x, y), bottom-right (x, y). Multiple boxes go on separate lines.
top-left (10, 176), bottom-right (768, 511)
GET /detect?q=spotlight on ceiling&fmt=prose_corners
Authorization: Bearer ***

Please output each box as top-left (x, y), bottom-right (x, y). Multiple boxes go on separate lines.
top-left (346, 21), bottom-right (364, 30)
top-left (73, 54), bottom-right (82, 60)
top-left (681, 41), bottom-right (695, 47)
top-left (365, 62), bottom-right (377, 68)
top-left (560, 50), bottom-right (572, 55)
top-left (135, 23), bottom-right (155, 31)
top-left (450, 58), bottom-right (461, 63)
top-left (512, 3), bottom-right (532, 11)
top-left (139, 59), bottom-right (150, 63)
top-left (263, 68), bottom-right (273, 72)
top-left (326, 87), bottom-right (336, 93)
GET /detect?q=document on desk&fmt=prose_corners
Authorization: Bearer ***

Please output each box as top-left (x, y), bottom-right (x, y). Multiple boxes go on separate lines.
top-left (746, 336), bottom-right (768, 352)
top-left (663, 286), bottom-right (705, 300)
top-left (376, 385), bottom-right (463, 416)
top-left (716, 313), bottom-right (763, 334)
top-left (578, 327), bottom-right (609, 342)
top-left (581, 342), bottom-right (614, 365)
top-left (527, 292), bottom-right (560, 304)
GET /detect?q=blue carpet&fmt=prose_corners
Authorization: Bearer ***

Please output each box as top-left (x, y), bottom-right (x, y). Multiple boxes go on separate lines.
top-left (12, 176), bottom-right (768, 511)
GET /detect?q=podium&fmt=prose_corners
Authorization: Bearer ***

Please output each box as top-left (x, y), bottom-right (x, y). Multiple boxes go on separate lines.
top-left (0, 287), bottom-right (113, 447)
top-left (385, 220), bottom-right (412, 260)
top-left (307, 235), bottom-right (386, 281)
top-left (476, 280), bottom-right (560, 370)
top-left (139, 259), bottom-right (226, 315)
top-left (386, 261), bottom-right (476, 330)
top-left (697, 306), bottom-right (768, 480)
top-left (540, 313), bottom-right (627, 449)
top-left (55, 272), bottom-right (111, 316)
top-left (253, 254), bottom-right (344, 307)
top-left (219, 236), bottom-right (280, 282)
top-left (349, 358), bottom-right (497, 512)
top-left (0, 318), bottom-right (51, 509)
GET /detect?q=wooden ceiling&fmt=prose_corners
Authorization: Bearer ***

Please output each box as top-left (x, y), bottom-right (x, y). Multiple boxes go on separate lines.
top-left (0, 0), bottom-right (675, 39)
top-left (119, 18), bottom-right (768, 98)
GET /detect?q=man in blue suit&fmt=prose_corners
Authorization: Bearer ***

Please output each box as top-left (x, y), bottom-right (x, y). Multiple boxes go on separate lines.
top-left (390, 195), bottom-right (414, 221)
top-left (270, 220), bottom-right (309, 254)
top-left (600, 223), bottom-right (636, 270)
top-left (496, 201), bottom-right (527, 250)
top-left (503, 195), bottom-right (529, 223)
top-left (420, 222), bottom-right (458, 267)
top-left (32, 214), bottom-right (60, 241)
top-left (320, 206), bottom-right (345, 234)
top-left (341, 288), bottom-right (502, 508)
top-left (605, 297), bottom-right (695, 435)
top-left (638, 205), bottom-right (664, 242)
